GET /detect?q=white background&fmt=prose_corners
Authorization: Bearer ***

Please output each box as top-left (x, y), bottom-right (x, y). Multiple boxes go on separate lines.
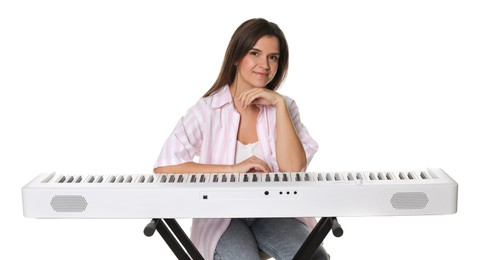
top-left (1, 0), bottom-right (482, 259)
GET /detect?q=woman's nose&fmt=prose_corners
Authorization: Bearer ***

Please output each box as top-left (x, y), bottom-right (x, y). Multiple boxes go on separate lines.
top-left (259, 56), bottom-right (270, 69)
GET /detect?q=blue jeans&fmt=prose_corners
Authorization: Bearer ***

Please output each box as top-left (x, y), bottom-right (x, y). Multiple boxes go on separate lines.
top-left (214, 218), bottom-right (330, 260)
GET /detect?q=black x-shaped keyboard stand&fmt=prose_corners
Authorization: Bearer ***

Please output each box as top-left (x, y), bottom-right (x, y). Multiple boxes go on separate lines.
top-left (144, 217), bottom-right (343, 260)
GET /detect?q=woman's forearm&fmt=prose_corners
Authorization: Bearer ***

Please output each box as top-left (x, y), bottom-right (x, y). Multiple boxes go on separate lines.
top-left (154, 156), bottom-right (273, 174)
top-left (154, 162), bottom-right (233, 174)
top-left (275, 100), bottom-right (307, 172)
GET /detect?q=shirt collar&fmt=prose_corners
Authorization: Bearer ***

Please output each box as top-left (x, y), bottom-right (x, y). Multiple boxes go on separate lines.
top-left (210, 84), bottom-right (233, 109)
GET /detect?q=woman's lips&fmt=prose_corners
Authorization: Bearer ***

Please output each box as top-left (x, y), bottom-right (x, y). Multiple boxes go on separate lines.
top-left (253, 71), bottom-right (269, 77)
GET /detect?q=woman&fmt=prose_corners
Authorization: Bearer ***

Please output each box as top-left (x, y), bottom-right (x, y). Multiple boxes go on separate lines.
top-left (154, 18), bottom-right (328, 260)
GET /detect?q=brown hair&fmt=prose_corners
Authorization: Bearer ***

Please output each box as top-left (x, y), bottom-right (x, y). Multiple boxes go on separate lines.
top-left (203, 18), bottom-right (289, 97)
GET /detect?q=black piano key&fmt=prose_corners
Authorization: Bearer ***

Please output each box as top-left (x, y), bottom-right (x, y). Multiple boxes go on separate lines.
top-left (222, 174), bottom-right (227, 182)
top-left (304, 173), bottom-right (310, 181)
top-left (230, 174), bottom-right (236, 182)
top-left (317, 173), bottom-right (323, 181)
top-left (117, 176), bottom-right (124, 183)
top-left (136, 175), bottom-right (144, 183)
top-left (74, 176), bottom-right (83, 183)
top-left (252, 174), bottom-right (258, 182)
top-left (265, 174), bottom-right (270, 182)
top-left (408, 172), bottom-right (415, 179)
top-left (200, 175), bottom-right (206, 183)
top-left (295, 173), bottom-right (301, 181)
top-left (369, 173), bottom-right (376, 180)
top-left (399, 172), bottom-right (406, 180)
top-left (169, 175), bottom-right (175, 183)
top-left (347, 173), bottom-right (354, 181)
top-left (386, 172), bottom-right (392, 180)
top-left (420, 171), bottom-right (428, 179)
top-left (213, 175), bottom-right (219, 182)
top-left (274, 174), bottom-right (280, 182)
top-left (57, 176), bottom-right (66, 183)
top-left (190, 175), bottom-right (196, 183)
top-left (356, 173), bottom-right (363, 180)
top-left (377, 172), bottom-right (384, 180)
top-left (243, 174), bottom-right (249, 182)
top-left (335, 173), bottom-right (341, 181)
top-left (282, 173), bottom-right (288, 182)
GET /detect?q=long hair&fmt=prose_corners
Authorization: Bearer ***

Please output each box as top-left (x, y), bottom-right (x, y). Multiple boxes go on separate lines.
top-left (203, 18), bottom-right (289, 98)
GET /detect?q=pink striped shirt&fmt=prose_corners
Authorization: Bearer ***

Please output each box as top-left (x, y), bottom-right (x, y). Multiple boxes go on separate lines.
top-left (154, 85), bottom-right (319, 259)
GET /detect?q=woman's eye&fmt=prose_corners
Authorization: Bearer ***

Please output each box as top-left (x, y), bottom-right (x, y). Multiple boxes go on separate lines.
top-left (269, 55), bottom-right (279, 61)
top-left (250, 51), bottom-right (259, 56)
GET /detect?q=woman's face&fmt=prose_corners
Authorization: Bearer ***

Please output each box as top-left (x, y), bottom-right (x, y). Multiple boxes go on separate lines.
top-left (236, 35), bottom-right (280, 89)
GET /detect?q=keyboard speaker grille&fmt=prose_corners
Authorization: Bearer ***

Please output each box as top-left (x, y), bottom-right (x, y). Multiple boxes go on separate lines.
top-left (50, 195), bottom-right (88, 212)
top-left (390, 192), bottom-right (429, 209)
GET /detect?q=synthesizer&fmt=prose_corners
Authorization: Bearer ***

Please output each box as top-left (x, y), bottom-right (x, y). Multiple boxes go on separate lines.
top-left (22, 168), bottom-right (458, 218)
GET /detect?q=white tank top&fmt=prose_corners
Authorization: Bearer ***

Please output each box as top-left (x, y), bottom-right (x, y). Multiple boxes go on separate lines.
top-left (234, 140), bottom-right (264, 164)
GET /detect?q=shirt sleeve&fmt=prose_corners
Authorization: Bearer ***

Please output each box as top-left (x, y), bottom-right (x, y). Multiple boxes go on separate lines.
top-left (285, 97), bottom-right (319, 170)
top-left (154, 99), bottom-right (206, 168)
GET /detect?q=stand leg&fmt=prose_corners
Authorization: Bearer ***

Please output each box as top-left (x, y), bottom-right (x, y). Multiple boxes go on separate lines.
top-left (144, 218), bottom-right (204, 260)
top-left (293, 217), bottom-right (343, 260)
top-left (165, 219), bottom-right (204, 260)
top-left (155, 219), bottom-right (192, 260)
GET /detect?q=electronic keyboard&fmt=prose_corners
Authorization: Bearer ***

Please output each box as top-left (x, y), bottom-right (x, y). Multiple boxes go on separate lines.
top-left (22, 168), bottom-right (458, 218)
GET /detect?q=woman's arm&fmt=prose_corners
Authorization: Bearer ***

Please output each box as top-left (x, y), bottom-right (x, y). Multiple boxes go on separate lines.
top-left (154, 156), bottom-right (271, 174)
top-left (238, 88), bottom-right (307, 172)
top-left (273, 99), bottom-right (307, 172)
top-left (154, 162), bottom-right (231, 174)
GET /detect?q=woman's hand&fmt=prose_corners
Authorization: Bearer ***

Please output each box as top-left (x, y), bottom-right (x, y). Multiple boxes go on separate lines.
top-left (237, 88), bottom-right (284, 109)
top-left (230, 156), bottom-right (272, 173)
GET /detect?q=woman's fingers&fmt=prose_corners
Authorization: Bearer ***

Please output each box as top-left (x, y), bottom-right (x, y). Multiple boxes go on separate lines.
top-left (234, 156), bottom-right (271, 173)
top-left (238, 88), bottom-right (279, 109)
top-left (246, 156), bottom-right (271, 172)
top-left (239, 89), bottom-right (261, 108)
